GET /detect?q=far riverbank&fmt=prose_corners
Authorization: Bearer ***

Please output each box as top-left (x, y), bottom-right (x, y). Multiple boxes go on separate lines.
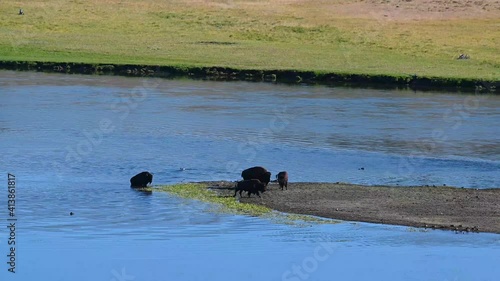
top-left (1, 61), bottom-right (498, 93)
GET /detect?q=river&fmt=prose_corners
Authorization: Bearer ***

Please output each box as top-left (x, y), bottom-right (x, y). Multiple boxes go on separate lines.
top-left (0, 70), bottom-right (499, 280)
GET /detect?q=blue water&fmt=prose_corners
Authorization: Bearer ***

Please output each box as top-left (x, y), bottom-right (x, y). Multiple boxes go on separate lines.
top-left (0, 70), bottom-right (499, 281)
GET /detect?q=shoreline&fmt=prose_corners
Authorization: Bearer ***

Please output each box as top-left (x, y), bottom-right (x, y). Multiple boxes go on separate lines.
top-left (1, 60), bottom-right (498, 93)
top-left (204, 181), bottom-right (500, 234)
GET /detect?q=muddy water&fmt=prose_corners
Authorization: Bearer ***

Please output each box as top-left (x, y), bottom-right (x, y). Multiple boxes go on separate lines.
top-left (0, 71), bottom-right (499, 280)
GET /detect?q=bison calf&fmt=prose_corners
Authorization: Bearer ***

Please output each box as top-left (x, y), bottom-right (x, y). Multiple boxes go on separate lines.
top-left (241, 166), bottom-right (272, 186)
top-left (130, 171), bottom-right (153, 188)
top-left (234, 179), bottom-right (266, 198)
top-left (276, 171), bottom-right (288, 190)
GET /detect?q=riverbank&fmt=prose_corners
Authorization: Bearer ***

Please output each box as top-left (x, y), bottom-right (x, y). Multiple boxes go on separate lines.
top-left (1, 60), bottom-right (498, 92)
top-left (1, 0), bottom-right (498, 92)
top-left (200, 181), bottom-right (500, 234)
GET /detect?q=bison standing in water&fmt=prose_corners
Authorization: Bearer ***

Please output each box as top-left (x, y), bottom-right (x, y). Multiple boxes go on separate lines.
top-left (234, 179), bottom-right (266, 198)
top-left (130, 171), bottom-right (153, 188)
top-left (276, 171), bottom-right (288, 190)
top-left (241, 166), bottom-right (271, 186)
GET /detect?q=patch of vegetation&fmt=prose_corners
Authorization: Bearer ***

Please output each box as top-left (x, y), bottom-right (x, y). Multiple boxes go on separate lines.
top-left (156, 183), bottom-right (273, 216)
top-left (155, 183), bottom-right (338, 226)
top-left (134, 187), bottom-right (153, 193)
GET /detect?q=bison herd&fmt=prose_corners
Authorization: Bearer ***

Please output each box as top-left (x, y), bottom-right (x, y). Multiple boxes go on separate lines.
top-left (130, 166), bottom-right (288, 198)
top-left (234, 166), bottom-right (288, 198)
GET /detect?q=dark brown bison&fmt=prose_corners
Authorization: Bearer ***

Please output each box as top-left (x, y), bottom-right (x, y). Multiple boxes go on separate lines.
top-left (130, 171), bottom-right (153, 188)
top-left (234, 179), bottom-right (266, 198)
top-left (276, 171), bottom-right (288, 190)
top-left (241, 166), bottom-right (271, 186)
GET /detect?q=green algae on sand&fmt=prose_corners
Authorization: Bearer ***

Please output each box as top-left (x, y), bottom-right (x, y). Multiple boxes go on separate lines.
top-left (155, 183), bottom-right (339, 226)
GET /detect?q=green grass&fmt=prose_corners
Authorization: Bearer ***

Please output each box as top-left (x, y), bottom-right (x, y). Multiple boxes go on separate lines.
top-left (0, 0), bottom-right (498, 80)
top-left (155, 183), bottom-right (338, 225)
top-left (156, 183), bottom-right (271, 216)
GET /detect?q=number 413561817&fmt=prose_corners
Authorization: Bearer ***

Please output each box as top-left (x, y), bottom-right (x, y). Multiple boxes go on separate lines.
top-left (8, 173), bottom-right (15, 217)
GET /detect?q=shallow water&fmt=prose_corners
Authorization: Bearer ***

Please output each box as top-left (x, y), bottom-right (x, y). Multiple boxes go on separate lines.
top-left (0, 71), bottom-right (499, 280)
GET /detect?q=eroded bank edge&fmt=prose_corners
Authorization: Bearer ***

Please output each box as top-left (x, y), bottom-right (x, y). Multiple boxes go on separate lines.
top-left (1, 60), bottom-right (498, 93)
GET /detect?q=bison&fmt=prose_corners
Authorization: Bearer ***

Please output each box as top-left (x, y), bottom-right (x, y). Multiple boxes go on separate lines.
top-left (276, 171), bottom-right (288, 190)
top-left (234, 179), bottom-right (266, 198)
top-left (241, 166), bottom-right (271, 186)
top-left (130, 171), bottom-right (153, 188)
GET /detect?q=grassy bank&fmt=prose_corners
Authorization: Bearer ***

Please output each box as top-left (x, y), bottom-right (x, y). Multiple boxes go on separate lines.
top-left (0, 0), bottom-right (499, 89)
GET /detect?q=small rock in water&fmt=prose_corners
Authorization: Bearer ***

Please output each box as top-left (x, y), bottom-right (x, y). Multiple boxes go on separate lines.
top-left (70, 212), bottom-right (74, 216)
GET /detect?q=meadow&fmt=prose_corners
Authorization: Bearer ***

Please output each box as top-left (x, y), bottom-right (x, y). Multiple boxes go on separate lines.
top-left (0, 0), bottom-right (499, 81)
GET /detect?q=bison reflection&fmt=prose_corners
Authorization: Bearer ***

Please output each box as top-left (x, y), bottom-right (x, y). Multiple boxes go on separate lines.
top-left (234, 179), bottom-right (266, 198)
top-left (276, 171), bottom-right (288, 190)
top-left (130, 171), bottom-right (153, 188)
top-left (241, 166), bottom-right (271, 186)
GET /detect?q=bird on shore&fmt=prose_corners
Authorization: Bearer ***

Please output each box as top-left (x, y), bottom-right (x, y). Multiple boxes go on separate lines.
top-left (19, 8), bottom-right (24, 15)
